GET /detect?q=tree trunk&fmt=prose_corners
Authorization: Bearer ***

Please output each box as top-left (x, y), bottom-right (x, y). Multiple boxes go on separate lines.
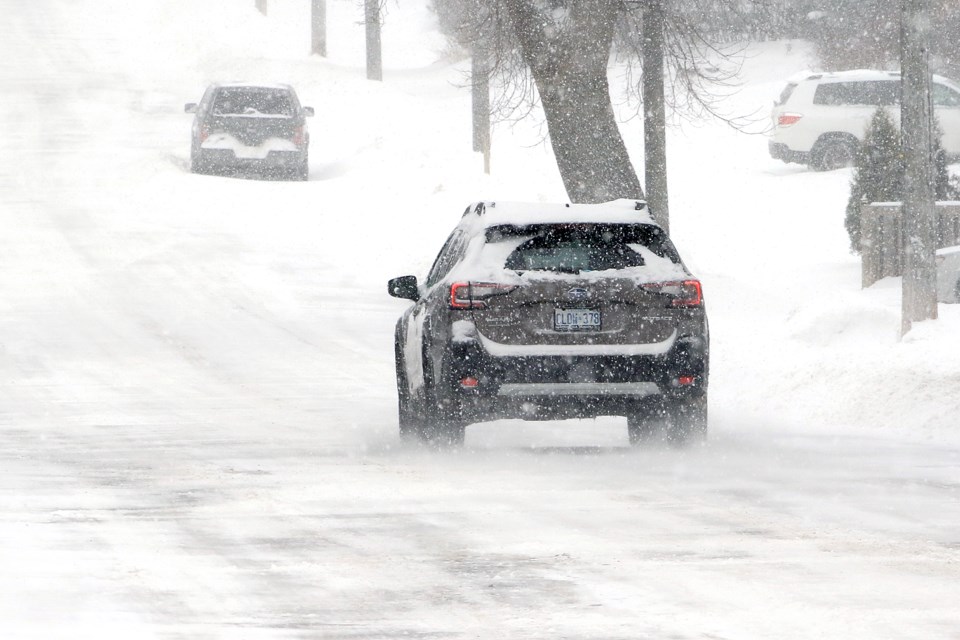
top-left (365, 0), bottom-right (382, 81)
top-left (900, 0), bottom-right (938, 335)
top-left (472, 43), bottom-right (491, 172)
top-left (505, 0), bottom-right (643, 204)
top-left (642, 0), bottom-right (669, 231)
top-left (311, 0), bottom-right (326, 57)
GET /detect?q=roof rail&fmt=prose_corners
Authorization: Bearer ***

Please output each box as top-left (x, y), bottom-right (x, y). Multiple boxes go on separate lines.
top-left (467, 201), bottom-right (495, 216)
top-left (461, 202), bottom-right (486, 217)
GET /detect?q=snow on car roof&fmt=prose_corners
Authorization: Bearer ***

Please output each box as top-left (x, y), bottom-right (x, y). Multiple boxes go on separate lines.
top-left (804, 69), bottom-right (901, 83)
top-left (462, 199), bottom-right (658, 232)
top-left (449, 200), bottom-right (685, 285)
top-left (215, 82), bottom-right (295, 91)
top-left (790, 69), bottom-right (959, 86)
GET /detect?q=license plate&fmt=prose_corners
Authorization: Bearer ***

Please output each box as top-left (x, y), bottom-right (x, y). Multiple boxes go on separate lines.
top-left (554, 308), bottom-right (601, 331)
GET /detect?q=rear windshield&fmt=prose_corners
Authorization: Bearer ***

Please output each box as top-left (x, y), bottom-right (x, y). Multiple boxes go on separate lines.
top-left (486, 224), bottom-right (682, 274)
top-left (212, 88), bottom-right (295, 116)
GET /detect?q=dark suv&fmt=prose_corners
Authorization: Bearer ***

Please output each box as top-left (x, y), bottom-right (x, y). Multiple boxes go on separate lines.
top-left (185, 83), bottom-right (313, 180)
top-left (388, 200), bottom-right (709, 446)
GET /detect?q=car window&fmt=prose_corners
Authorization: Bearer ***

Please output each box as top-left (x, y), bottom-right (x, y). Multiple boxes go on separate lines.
top-left (933, 83), bottom-right (960, 107)
top-left (813, 81), bottom-right (899, 106)
top-left (200, 86), bottom-right (214, 111)
top-left (426, 231), bottom-right (467, 287)
top-left (775, 82), bottom-right (797, 106)
top-left (212, 88), bottom-right (295, 116)
top-left (490, 224), bottom-right (681, 274)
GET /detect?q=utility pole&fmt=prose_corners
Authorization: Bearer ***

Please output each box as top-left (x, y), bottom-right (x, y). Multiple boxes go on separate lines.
top-left (311, 0), bottom-right (326, 57)
top-left (642, 0), bottom-right (669, 233)
top-left (472, 42), bottom-right (491, 174)
top-left (900, 0), bottom-right (938, 335)
top-left (255, 0), bottom-right (267, 16)
top-left (365, 0), bottom-right (382, 81)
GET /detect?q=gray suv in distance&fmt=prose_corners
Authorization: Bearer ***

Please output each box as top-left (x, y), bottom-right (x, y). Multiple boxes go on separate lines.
top-left (388, 200), bottom-right (709, 447)
top-left (185, 83), bottom-right (313, 180)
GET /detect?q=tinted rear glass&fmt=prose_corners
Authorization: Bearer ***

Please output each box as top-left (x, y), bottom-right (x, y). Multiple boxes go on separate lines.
top-left (933, 82), bottom-right (960, 107)
top-left (212, 88), bottom-right (295, 116)
top-left (486, 224), bottom-right (681, 274)
top-left (813, 80), bottom-right (899, 106)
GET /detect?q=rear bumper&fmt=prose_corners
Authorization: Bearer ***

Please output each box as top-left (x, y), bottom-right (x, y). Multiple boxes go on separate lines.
top-left (195, 148), bottom-right (305, 171)
top-left (768, 141), bottom-right (809, 165)
top-left (447, 332), bottom-right (708, 421)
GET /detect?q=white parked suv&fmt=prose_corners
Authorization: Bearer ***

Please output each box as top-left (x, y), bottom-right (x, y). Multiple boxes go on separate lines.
top-left (769, 69), bottom-right (960, 171)
top-left (937, 245), bottom-right (960, 304)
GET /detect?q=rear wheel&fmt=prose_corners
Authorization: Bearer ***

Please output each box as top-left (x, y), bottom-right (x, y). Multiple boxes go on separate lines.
top-left (811, 136), bottom-right (857, 171)
top-left (423, 389), bottom-right (466, 447)
top-left (666, 394), bottom-right (708, 446)
top-left (395, 343), bottom-right (423, 442)
top-left (397, 375), bottom-right (421, 443)
top-left (627, 398), bottom-right (668, 446)
top-left (421, 362), bottom-right (466, 447)
top-left (190, 146), bottom-right (204, 174)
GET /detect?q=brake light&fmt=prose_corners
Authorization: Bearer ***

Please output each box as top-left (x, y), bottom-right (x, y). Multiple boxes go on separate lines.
top-left (199, 125), bottom-right (210, 142)
top-left (293, 126), bottom-right (305, 146)
top-left (640, 280), bottom-right (703, 307)
top-left (450, 282), bottom-right (517, 309)
top-left (777, 113), bottom-right (803, 127)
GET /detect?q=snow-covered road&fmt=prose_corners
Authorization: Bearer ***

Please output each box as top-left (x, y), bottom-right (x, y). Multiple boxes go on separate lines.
top-left (2, 1), bottom-right (958, 638)
top-left (5, 418), bottom-right (959, 638)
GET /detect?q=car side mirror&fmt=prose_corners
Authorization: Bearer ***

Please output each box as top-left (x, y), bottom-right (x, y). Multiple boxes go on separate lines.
top-left (184, 102), bottom-right (198, 114)
top-left (303, 106), bottom-right (315, 117)
top-left (388, 275), bottom-right (419, 301)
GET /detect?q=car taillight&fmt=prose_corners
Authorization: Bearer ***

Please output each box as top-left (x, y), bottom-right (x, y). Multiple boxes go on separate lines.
top-left (640, 280), bottom-right (703, 307)
top-left (293, 126), bottom-right (305, 146)
top-left (450, 282), bottom-right (517, 309)
top-left (777, 113), bottom-right (803, 127)
top-left (199, 125), bottom-right (210, 142)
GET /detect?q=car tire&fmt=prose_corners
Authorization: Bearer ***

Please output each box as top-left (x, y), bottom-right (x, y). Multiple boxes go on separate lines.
top-left (811, 136), bottom-right (857, 171)
top-left (296, 157), bottom-right (309, 182)
top-left (420, 356), bottom-right (466, 448)
top-left (190, 143), bottom-right (208, 175)
top-left (423, 385), bottom-right (465, 447)
top-left (627, 398), bottom-right (667, 446)
top-left (666, 394), bottom-right (708, 445)
top-left (395, 343), bottom-right (421, 442)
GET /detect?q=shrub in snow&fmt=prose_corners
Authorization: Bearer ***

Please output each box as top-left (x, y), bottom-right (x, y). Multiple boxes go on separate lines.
top-left (845, 107), bottom-right (957, 253)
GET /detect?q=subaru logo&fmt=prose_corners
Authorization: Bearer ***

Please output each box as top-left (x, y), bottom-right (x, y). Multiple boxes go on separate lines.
top-left (566, 287), bottom-right (588, 301)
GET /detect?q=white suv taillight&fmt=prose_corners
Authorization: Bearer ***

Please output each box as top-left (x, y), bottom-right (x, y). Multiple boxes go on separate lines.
top-left (640, 280), bottom-right (703, 307)
top-left (450, 282), bottom-right (517, 309)
top-left (777, 113), bottom-right (803, 127)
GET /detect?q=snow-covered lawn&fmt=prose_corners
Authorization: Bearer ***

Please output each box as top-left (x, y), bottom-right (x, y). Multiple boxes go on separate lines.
top-left (1, 1), bottom-right (957, 638)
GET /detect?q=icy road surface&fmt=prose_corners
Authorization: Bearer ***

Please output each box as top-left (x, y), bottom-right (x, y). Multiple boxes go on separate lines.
top-left (2, 1), bottom-right (959, 638)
